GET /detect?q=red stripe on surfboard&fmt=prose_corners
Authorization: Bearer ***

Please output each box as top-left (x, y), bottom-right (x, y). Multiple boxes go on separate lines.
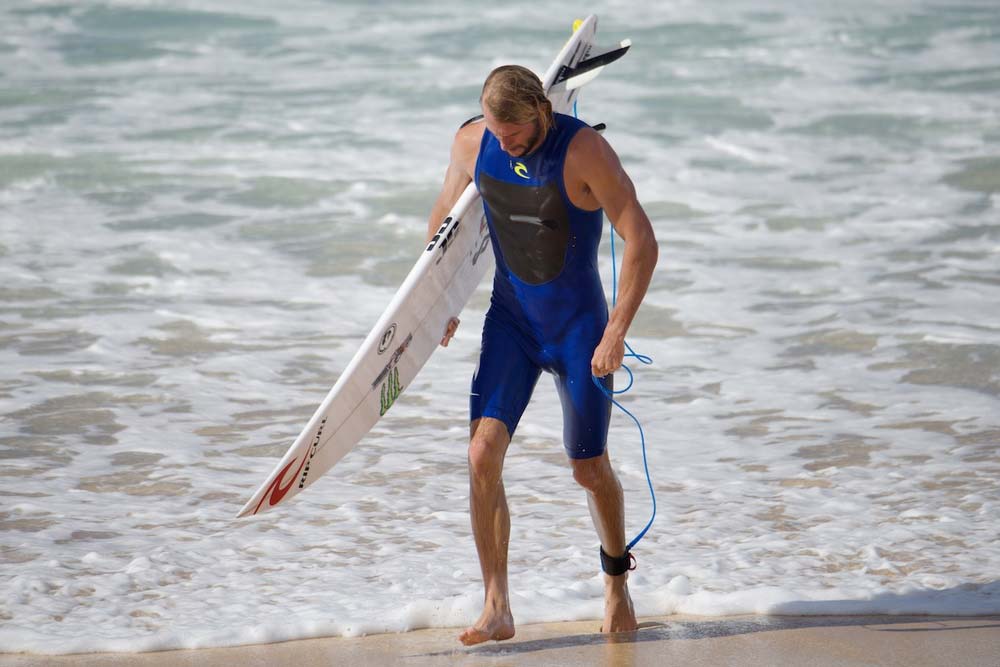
top-left (251, 455), bottom-right (308, 516)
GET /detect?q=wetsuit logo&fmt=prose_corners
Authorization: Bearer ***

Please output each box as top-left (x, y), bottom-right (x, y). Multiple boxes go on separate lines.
top-left (511, 161), bottom-right (529, 179)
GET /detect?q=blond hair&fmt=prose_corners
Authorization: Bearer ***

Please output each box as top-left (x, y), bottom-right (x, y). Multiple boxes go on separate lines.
top-left (480, 65), bottom-right (554, 135)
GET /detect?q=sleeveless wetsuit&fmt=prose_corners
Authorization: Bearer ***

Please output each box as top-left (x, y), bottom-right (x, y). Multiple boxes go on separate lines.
top-left (471, 112), bottom-right (612, 459)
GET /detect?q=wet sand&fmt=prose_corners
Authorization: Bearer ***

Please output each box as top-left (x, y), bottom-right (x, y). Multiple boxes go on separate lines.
top-left (2, 614), bottom-right (998, 667)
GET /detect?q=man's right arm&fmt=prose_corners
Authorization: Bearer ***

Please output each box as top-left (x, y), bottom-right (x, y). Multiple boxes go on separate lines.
top-left (428, 120), bottom-right (484, 346)
top-left (425, 121), bottom-right (483, 243)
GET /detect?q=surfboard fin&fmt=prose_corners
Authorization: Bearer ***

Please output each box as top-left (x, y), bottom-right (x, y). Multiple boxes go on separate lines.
top-left (554, 39), bottom-right (631, 91)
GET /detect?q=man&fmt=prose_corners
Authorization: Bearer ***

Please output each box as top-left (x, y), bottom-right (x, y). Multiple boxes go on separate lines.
top-left (428, 65), bottom-right (658, 645)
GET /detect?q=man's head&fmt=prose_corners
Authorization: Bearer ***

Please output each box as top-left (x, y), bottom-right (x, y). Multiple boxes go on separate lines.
top-left (480, 65), bottom-right (554, 157)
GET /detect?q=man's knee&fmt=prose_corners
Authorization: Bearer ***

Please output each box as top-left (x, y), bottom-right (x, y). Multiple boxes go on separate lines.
top-left (571, 453), bottom-right (613, 492)
top-left (468, 418), bottom-right (509, 485)
top-left (468, 437), bottom-right (499, 483)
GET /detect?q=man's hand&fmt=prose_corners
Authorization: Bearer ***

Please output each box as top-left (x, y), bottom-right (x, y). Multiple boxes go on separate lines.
top-left (441, 317), bottom-right (461, 347)
top-left (590, 324), bottom-right (625, 377)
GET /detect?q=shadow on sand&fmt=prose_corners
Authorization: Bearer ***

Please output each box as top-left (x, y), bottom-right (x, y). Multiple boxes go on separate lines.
top-left (485, 614), bottom-right (1000, 657)
top-left (414, 584), bottom-right (1000, 660)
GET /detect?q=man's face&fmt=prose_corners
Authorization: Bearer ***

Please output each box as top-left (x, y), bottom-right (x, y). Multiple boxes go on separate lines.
top-left (483, 109), bottom-right (540, 158)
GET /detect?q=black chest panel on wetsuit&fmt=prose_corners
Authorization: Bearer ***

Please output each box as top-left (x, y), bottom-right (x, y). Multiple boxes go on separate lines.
top-left (478, 171), bottom-right (570, 285)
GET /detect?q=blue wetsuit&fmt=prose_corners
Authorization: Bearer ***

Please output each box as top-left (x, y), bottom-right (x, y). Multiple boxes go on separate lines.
top-left (471, 112), bottom-right (612, 459)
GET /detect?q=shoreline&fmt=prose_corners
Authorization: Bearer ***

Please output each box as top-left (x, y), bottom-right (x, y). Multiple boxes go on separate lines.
top-left (2, 614), bottom-right (999, 667)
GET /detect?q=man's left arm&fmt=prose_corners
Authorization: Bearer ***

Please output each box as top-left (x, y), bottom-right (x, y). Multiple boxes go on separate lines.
top-left (573, 130), bottom-right (659, 377)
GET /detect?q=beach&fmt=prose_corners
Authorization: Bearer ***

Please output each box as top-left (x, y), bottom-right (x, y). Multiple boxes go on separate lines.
top-left (2, 0), bottom-right (999, 658)
top-left (3, 615), bottom-right (1000, 667)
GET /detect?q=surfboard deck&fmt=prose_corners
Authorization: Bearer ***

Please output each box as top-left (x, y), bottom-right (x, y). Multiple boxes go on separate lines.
top-left (238, 15), bottom-right (625, 518)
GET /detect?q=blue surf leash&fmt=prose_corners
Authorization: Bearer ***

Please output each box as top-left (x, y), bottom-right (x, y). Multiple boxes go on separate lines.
top-left (575, 94), bottom-right (655, 552)
top-left (592, 222), bottom-right (656, 552)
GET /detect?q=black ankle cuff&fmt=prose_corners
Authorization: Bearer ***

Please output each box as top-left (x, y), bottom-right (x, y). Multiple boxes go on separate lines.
top-left (600, 546), bottom-right (636, 576)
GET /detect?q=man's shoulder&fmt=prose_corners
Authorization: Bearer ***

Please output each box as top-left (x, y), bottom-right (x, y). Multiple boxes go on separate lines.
top-left (452, 117), bottom-right (486, 175)
top-left (454, 118), bottom-right (486, 151)
top-left (455, 116), bottom-right (487, 144)
top-left (563, 123), bottom-right (626, 204)
top-left (565, 123), bottom-right (607, 166)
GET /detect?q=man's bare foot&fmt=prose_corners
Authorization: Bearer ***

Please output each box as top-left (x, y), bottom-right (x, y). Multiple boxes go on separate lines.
top-left (602, 576), bottom-right (637, 633)
top-left (458, 609), bottom-right (515, 646)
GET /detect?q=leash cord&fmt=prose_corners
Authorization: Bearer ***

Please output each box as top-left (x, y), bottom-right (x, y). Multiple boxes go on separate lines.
top-left (575, 97), bottom-right (654, 551)
top-left (592, 222), bottom-right (656, 552)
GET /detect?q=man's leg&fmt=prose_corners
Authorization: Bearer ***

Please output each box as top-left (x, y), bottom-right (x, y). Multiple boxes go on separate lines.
top-left (460, 416), bottom-right (516, 646)
top-left (571, 451), bottom-right (638, 633)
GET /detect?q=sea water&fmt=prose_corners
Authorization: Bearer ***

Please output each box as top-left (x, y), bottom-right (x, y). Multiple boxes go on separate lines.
top-left (1, 0), bottom-right (999, 654)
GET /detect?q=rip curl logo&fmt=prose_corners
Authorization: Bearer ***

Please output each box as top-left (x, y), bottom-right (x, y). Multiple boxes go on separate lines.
top-left (254, 456), bottom-right (307, 515)
top-left (377, 323), bottom-right (396, 355)
top-left (511, 161), bottom-right (529, 179)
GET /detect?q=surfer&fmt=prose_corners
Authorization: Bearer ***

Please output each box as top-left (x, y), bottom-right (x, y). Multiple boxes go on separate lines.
top-left (430, 65), bottom-right (658, 645)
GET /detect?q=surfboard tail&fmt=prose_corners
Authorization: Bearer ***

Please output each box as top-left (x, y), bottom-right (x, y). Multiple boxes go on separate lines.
top-left (556, 39), bottom-right (632, 91)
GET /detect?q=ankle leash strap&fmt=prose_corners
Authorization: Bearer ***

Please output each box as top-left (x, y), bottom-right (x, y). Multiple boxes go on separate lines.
top-left (600, 546), bottom-right (637, 576)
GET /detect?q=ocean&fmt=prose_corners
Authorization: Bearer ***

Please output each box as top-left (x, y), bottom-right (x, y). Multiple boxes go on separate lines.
top-left (1, 0), bottom-right (999, 654)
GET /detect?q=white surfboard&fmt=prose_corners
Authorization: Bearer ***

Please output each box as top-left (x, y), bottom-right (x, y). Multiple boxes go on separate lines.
top-left (238, 15), bottom-right (629, 518)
